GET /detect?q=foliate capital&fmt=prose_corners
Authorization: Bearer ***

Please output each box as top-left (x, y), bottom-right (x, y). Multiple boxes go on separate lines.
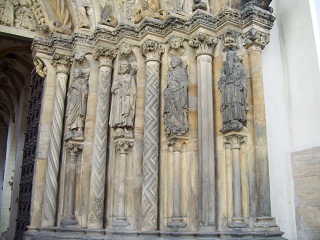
top-left (115, 138), bottom-right (134, 154)
top-left (189, 33), bottom-right (218, 56)
top-left (141, 39), bottom-right (165, 62)
top-left (93, 46), bottom-right (117, 67)
top-left (66, 143), bottom-right (84, 155)
top-left (224, 134), bottom-right (246, 150)
top-left (52, 53), bottom-right (72, 73)
top-left (242, 29), bottom-right (270, 52)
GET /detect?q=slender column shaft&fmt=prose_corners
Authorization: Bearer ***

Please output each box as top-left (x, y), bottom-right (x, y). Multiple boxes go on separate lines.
top-left (141, 40), bottom-right (164, 230)
top-left (42, 54), bottom-right (71, 227)
top-left (231, 147), bottom-right (241, 218)
top-left (173, 150), bottom-right (181, 218)
top-left (196, 54), bottom-right (215, 227)
top-left (118, 151), bottom-right (127, 219)
top-left (66, 152), bottom-right (77, 218)
top-left (88, 48), bottom-right (116, 228)
top-left (248, 49), bottom-right (271, 217)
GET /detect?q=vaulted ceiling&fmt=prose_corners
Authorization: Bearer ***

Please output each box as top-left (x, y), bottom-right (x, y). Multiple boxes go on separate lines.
top-left (0, 36), bottom-right (33, 138)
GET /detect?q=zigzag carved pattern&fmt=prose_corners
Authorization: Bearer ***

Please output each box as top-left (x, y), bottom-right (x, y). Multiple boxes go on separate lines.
top-left (142, 63), bottom-right (160, 228)
top-left (87, 69), bottom-right (112, 227)
top-left (42, 73), bottom-right (68, 227)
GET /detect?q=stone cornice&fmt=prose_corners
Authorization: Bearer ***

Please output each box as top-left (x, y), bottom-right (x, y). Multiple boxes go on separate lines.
top-left (32, 6), bottom-right (274, 56)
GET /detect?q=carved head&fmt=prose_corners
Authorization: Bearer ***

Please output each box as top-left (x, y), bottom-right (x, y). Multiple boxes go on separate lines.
top-left (169, 36), bottom-right (183, 49)
top-left (74, 50), bottom-right (85, 62)
top-left (224, 30), bottom-right (238, 50)
top-left (119, 60), bottom-right (131, 74)
top-left (120, 43), bottom-right (132, 56)
top-left (171, 57), bottom-right (182, 68)
top-left (141, 0), bottom-right (150, 10)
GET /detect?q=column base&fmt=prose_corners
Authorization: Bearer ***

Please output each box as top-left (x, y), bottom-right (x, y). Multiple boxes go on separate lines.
top-left (255, 217), bottom-right (278, 228)
top-left (61, 218), bottom-right (78, 227)
top-left (229, 218), bottom-right (247, 228)
top-left (113, 218), bottom-right (130, 227)
top-left (167, 221), bottom-right (187, 229)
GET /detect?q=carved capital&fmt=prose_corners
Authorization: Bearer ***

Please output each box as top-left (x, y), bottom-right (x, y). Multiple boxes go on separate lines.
top-left (189, 33), bottom-right (218, 56)
top-left (52, 53), bottom-right (72, 73)
top-left (242, 29), bottom-right (270, 52)
top-left (33, 57), bottom-right (47, 78)
top-left (167, 137), bottom-right (188, 152)
top-left (66, 143), bottom-right (83, 157)
top-left (224, 134), bottom-right (246, 150)
top-left (141, 39), bottom-right (165, 62)
top-left (115, 138), bottom-right (134, 154)
top-left (93, 46), bottom-right (117, 67)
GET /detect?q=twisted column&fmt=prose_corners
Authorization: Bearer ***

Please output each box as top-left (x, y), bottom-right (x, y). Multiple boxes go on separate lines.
top-left (189, 33), bottom-right (218, 228)
top-left (41, 54), bottom-right (72, 227)
top-left (141, 39), bottom-right (164, 230)
top-left (61, 143), bottom-right (83, 226)
top-left (87, 47), bottom-right (117, 228)
top-left (243, 30), bottom-right (272, 223)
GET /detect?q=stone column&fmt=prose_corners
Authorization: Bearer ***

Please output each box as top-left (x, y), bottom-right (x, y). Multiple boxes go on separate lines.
top-left (113, 139), bottom-right (134, 226)
top-left (224, 134), bottom-right (247, 228)
top-left (41, 54), bottom-right (72, 227)
top-left (189, 33), bottom-right (218, 228)
top-left (141, 39), bottom-right (164, 231)
top-left (243, 30), bottom-right (273, 223)
top-left (61, 143), bottom-right (83, 226)
top-left (168, 138), bottom-right (187, 228)
top-left (87, 47), bottom-right (117, 228)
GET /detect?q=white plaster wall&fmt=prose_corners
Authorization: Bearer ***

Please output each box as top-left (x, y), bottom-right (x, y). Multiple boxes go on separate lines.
top-left (275, 0), bottom-right (320, 151)
top-left (263, 0), bottom-right (320, 239)
top-left (262, 6), bottom-right (297, 239)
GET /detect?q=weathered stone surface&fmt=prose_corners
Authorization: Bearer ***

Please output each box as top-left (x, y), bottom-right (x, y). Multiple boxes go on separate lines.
top-left (292, 147), bottom-right (320, 239)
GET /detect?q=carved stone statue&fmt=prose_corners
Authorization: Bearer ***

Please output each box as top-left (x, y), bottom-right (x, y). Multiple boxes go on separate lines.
top-left (166, 0), bottom-right (185, 14)
top-left (34, 57), bottom-right (47, 78)
top-left (168, 36), bottom-right (186, 57)
top-left (100, 4), bottom-right (118, 27)
top-left (0, 0), bottom-right (18, 26)
top-left (118, 0), bottom-right (136, 21)
top-left (64, 68), bottom-right (89, 141)
top-left (134, 0), bottom-right (166, 23)
top-left (14, 7), bottom-right (37, 31)
top-left (49, 0), bottom-right (73, 34)
top-left (163, 57), bottom-right (189, 137)
top-left (110, 60), bottom-right (136, 139)
top-left (192, 0), bottom-right (207, 11)
top-left (73, 0), bottom-right (93, 29)
top-left (218, 50), bottom-right (248, 133)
